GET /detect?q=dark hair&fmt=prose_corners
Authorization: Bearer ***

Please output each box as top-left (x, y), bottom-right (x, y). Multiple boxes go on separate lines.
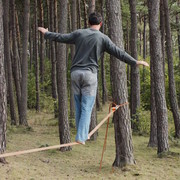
top-left (88, 12), bottom-right (102, 25)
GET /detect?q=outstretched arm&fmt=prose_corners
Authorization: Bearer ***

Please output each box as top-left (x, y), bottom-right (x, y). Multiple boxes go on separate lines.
top-left (38, 27), bottom-right (77, 44)
top-left (104, 36), bottom-right (149, 67)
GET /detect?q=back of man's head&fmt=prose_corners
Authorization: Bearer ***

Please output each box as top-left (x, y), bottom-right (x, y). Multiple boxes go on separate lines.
top-left (88, 12), bottom-right (102, 25)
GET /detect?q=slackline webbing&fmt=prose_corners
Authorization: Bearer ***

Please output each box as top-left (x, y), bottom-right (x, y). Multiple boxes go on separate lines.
top-left (0, 102), bottom-right (128, 159)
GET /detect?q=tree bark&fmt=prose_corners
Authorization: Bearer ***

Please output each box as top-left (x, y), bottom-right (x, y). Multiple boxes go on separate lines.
top-left (3, 0), bottom-right (17, 125)
top-left (34, 0), bottom-right (40, 112)
top-left (19, 0), bottom-right (30, 126)
top-left (101, 0), bottom-right (108, 105)
top-left (77, 0), bottom-right (82, 29)
top-left (148, 61), bottom-right (157, 147)
top-left (129, 0), bottom-right (140, 130)
top-left (38, 0), bottom-right (45, 86)
top-left (69, 0), bottom-right (77, 119)
top-left (0, 0), bottom-right (7, 163)
top-left (57, 0), bottom-right (71, 151)
top-left (107, 0), bottom-right (135, 167)
top-left (10, 0), bottom-right (21, 123)
top-left (163, 0), bottom-right (180, 138)
top-left (50, 0), bottom-right (58, 117)
top-left (83, 0), bottom-right (88, 28)
top-left (148, 0), bottom-right (169, 154)
top-left (160, 0), bottom-right (166, 79)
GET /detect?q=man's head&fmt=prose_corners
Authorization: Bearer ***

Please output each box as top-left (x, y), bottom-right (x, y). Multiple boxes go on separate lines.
top-left (88, 12), bottom-right (102, 26)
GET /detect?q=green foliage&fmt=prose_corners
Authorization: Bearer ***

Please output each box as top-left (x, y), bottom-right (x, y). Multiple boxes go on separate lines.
top-left (132, 107), bottom-right (150, 135)
top-left (27, 58), bottom-right (55, 112)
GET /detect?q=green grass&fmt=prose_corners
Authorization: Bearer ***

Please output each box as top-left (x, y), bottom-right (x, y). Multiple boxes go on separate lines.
top-left (1, 105), bottom-right (180, 180)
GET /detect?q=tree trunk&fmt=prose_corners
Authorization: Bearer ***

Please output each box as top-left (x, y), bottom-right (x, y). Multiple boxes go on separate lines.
top-left (50, 0), bottom-right (58, 117)
top-left (88, 0), bottom-right (95, 14)
top-left (77, 0), bottom-right (82, 29)
top-left (177, 0), bottom-right (180, 67)
top-left (10, 0), bottom-right (21, 124)
top-left (148, 62), bottom-right (157, 147)
top-left (34, 0), bottom-right (40, 112)
top-left (69, 0), bottom-right (77, 119)
top-left (101, 0), bottom-right (108, 105)
top-left (142, 10), bottom-right (147, 91)
top-left (57, 0), bottom-right (71, 151)
top-left (38, 0), bottom-right (45, 86)
top-left (0, 0), bottom-right (7, 163)
top-left (148, 0), bottom-right (169, 154)
top-left (160, 0), bottom-right (166, 79)
top-left (107, 0), bottom-right (135, 167)
top-left (19, 0), bottom-right (30, 126)
top-left (163, 0), bottom-right (180, 138)
top-left (3, 0), bottom-right (17, 125)
top-left (129, 0), bottom-right (140, 130)
top-left (83, 0), bottom-right (88, 28)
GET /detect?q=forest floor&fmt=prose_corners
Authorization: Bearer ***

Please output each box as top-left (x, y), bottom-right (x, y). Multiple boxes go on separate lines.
top-left (0, 104), bottom-right (180, 180)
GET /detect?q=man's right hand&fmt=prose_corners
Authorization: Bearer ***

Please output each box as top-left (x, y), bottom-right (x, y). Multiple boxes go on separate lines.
top-left (38, 27), bottom-right (49, 34)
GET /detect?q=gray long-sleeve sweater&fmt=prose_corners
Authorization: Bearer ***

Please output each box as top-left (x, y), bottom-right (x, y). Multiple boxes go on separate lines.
top-left (44, 28), bottom-right (137, 73)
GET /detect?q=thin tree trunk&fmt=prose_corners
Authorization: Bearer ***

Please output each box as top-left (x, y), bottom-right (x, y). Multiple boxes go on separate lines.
top-left (129, 0), bottom-right (140, 130)
top-left (77, 0), bottom-right (82, 29)
top-left (163, 0), bottom-right (180, 138)
top-left (69, 0), bottom-right (77, 119)
top-left (0, 0), bottom-right (7, 163)
top-left (38, 0), bottom-right (45, 86)
top-left (83, 0), bottom-right (88, 28)
top-left (57, 0), bottom-right (71, 151)
top-left (3, 0), bottom-right (17, 125)
top-left (34, 0), bottom-right (40, 112)
top-left (101, 0), bottom-right (108, 105)
top-left (160, 0), bottom-right (166, 79)
top-left (142, 11), bottom-right (147, 91)
top-left (11, 0), bottom-right (21, 123)
top-left (148, 0), bottom-right (169, 154)
top-left (50, 0), bottom-right (58, 117)
top-left (107, 0), bottom-right (135, 167)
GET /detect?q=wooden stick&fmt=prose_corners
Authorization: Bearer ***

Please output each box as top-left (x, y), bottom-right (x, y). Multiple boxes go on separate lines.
top-left (0, 102), bottom-right (128, 158)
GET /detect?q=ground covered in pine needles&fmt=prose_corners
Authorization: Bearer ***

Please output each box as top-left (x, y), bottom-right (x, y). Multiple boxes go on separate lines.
top-left (0, 105), bottom-right (180, 180)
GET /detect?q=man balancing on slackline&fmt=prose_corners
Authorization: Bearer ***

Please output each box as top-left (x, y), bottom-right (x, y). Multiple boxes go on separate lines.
top-left (38, 12), bottom-right (149, 145)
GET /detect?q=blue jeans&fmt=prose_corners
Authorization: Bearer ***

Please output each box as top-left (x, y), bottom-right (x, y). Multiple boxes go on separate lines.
top-left (71, 70), bottom-right (97, 142)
